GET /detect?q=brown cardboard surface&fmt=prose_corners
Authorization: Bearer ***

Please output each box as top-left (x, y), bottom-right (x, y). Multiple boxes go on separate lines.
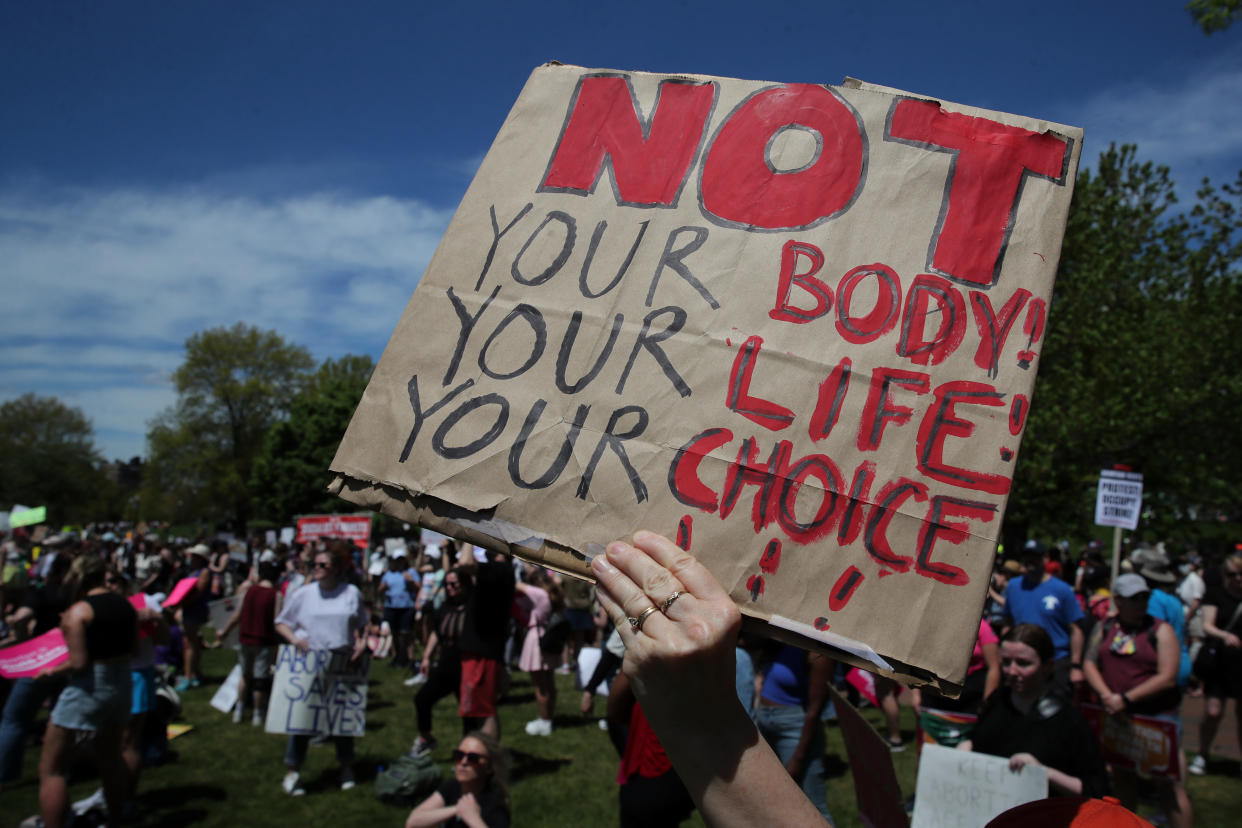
top-left (329, 64), bottom-right (1082, 691)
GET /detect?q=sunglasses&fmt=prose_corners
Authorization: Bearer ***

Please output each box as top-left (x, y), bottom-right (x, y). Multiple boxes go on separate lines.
top-left (445, 580), bottom-right (461, 588)
top-left (1227, 570), bottom-right (1242, 580)
top-left (451, 750), bottom-right (488, 765)
top-left (313, 561), bottom-right (331, 570)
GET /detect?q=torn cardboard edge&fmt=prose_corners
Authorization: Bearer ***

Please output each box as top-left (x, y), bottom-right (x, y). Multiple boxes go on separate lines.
top-left (328, 472), bottom-right (961, 695)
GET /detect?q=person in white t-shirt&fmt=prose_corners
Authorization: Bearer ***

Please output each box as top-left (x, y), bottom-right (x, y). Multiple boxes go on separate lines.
top-left (274, 541), bottom-right (368, 796)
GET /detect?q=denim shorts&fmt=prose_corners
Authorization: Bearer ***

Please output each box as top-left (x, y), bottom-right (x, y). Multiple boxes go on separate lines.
top-left (51, 662), bottom-right (132, 732)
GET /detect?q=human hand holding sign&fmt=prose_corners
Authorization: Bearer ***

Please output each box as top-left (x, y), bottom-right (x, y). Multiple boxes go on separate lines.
top-left (591, 531), bottom-right (829, 828)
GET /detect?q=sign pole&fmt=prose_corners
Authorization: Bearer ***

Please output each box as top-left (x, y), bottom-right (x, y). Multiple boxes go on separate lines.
top-left (1109, 525), bottom-right (1122, 614)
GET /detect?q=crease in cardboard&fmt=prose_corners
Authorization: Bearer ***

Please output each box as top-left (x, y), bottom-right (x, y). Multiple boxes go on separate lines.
top-left (769, 614), bottom-right (892, 672)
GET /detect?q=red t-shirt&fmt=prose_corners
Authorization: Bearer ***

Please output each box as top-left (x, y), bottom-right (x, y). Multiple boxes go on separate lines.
top-left (617, 702), bottom-right (673, 784)
top-left (239, 584), bottom-right (279, 646)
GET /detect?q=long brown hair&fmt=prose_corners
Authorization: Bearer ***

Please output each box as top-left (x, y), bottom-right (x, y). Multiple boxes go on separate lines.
top-left (463, 730), bottom-right (510, 810)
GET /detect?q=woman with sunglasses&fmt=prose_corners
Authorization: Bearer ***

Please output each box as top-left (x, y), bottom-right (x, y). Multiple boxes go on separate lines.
top-left (274, 540), bottom-right (368, 796)
top-left (406, 731), bottom-right (510, 828)
top-left (409, 568), bottom-right (473, 758)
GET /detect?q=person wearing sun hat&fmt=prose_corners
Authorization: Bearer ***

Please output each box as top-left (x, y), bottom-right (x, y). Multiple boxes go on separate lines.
top-left (174, 544), bottom-right (212, 691)
top-left (1137, 554), bottom-right (1192, 688)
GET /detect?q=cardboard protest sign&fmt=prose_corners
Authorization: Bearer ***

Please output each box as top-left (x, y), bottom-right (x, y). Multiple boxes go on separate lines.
top-left (208, 597), bottom-right (240, 648)
top-left (211, 664), bottom-right (243, 714)
top-left (0, 628), bottom-right (68, 678)
top-left (329, 64), bottom-right (1082, 689)
top-left (265, 645), bottom-right (369, 737)
top-left (912, 744), bottom-right (1046, 828)
top-left (296, 515), bottom-right (372, 549)
top-left (1081, 703), bottom-right (1181, 780)
top-left (828, 684), bottom-right (909, 828)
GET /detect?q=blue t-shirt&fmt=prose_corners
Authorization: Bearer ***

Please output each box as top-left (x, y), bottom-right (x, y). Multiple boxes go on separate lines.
top-left (381, 570), bottom-right (416, 609)
top-left (1147, 588), bottom-right (1191, 686)
top-left (760, 644), bottom-right (809, 707)
top-left (1003, 575), bottom-right (1083, 661)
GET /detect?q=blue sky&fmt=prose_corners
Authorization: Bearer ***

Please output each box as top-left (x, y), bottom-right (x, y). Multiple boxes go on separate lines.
top-left (2, 1), bottom-right (1239, 464)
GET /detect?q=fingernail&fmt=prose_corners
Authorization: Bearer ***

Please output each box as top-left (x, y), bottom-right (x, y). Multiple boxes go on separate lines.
top-left (591, 555), bottom-right (617, 575)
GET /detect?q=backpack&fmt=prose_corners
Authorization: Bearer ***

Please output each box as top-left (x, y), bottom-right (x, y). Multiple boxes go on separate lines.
top-left (375, 753), bottom-right (441, 804)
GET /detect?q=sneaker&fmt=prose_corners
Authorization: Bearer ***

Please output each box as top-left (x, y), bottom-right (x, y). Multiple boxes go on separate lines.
top-left (173, 677), bottom-right (192, 692)
top-left (555, 663), bottom-right (573, 674)
top-left (232, 704), bottom-right (244, 724)
top-left (339, 767), bottom-right (355, 791)
top-left (403, 673), bottom-right (426, 687)
top-left (189, 677), bottom-right (202, 688)
top-left (887, 738), bottom-right (906, 753)
top-left (598, 718), bottom-right (608, 731)
top-left (524, 718), bottom-right (553, 736)
top-left (409, 736), bottom-right (436, 758)
top-left (252, 710), bottom-right (263, 727)
top-left (282, 771), bottom-right (306, 796)
top-left (1188, 754), bottom-right (1207, 776)
top-left (72, 786), bottom-right (107, 816)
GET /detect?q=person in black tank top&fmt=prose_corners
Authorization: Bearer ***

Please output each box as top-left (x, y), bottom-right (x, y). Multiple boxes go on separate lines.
top-left (33, 555), bottom-right (137, 828)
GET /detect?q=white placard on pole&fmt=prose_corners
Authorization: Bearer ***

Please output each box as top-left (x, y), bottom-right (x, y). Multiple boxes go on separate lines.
top-left (1094, 469), bottom-right (1143, 531)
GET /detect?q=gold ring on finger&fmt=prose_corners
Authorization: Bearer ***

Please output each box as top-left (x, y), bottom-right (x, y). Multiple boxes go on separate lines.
top-left (660, 591), bottom-right (684, 614)
top-left (628, 605), bottom-right (659, 633)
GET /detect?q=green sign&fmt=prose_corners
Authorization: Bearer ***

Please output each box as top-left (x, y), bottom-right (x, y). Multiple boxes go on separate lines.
top-left (10, 506), bottom-right (47, 528)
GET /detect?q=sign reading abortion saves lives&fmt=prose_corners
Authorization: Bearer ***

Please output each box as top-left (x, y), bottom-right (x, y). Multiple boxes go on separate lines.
top-left (265, 646), bottom-right (369, 737)
top-left (329, 65), bottom-right (1082, 689)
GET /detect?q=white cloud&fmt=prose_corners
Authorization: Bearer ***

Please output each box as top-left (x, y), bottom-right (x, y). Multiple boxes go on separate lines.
top-left (1066, 54), bottom-right (1242, 187)
top-left (0, 185), bottom-right (453, 460)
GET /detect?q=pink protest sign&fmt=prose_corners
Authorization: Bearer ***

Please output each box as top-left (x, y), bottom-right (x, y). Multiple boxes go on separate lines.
top-left (162, 576), bottom-right (199, 609)
top-left (0, 628), bottom-right (69, 678)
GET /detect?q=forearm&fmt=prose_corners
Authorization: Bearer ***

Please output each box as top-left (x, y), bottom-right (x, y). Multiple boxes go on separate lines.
top-left (405, 805), bottom-right (457, 828)
top-left (651, 699), bottom-right (828, 828)
top-left (275, 623), bottom-right (302, 646)
top-left (1082, 661), bottom-right (1111, 698)
top-left (1121, 672), bottom-right (1176, 704)
top-left (1045, 766), bottom-right (1083, 796)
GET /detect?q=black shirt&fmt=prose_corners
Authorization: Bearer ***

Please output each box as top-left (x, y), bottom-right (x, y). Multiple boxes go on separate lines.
top-left (459, 560), bottom-right (515, 661)
top-left (971, 688), bottom-right (1110, 798)
top-left (436, 778), bottom-right (510, 828)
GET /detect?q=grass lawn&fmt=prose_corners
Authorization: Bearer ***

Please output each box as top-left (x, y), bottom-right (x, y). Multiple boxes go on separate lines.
top-left (3, 646), bottom-right (1240, 826)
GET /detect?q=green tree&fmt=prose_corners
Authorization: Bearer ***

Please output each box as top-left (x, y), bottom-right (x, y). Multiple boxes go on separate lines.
top-left (1187, 0), bottom-right (1241, 33)
top-left (143, 323), bottom-right (314, 530)
top-left (250, 354), bottom-right (374, 521)
top-left (0, 393), bottom-right (109, 524)
top-left (1006, 146), bottom-right (1242, 548)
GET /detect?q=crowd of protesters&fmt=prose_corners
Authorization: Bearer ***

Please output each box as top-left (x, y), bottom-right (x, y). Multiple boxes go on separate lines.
top-left (2, 521), bottom-right (1240, 827)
